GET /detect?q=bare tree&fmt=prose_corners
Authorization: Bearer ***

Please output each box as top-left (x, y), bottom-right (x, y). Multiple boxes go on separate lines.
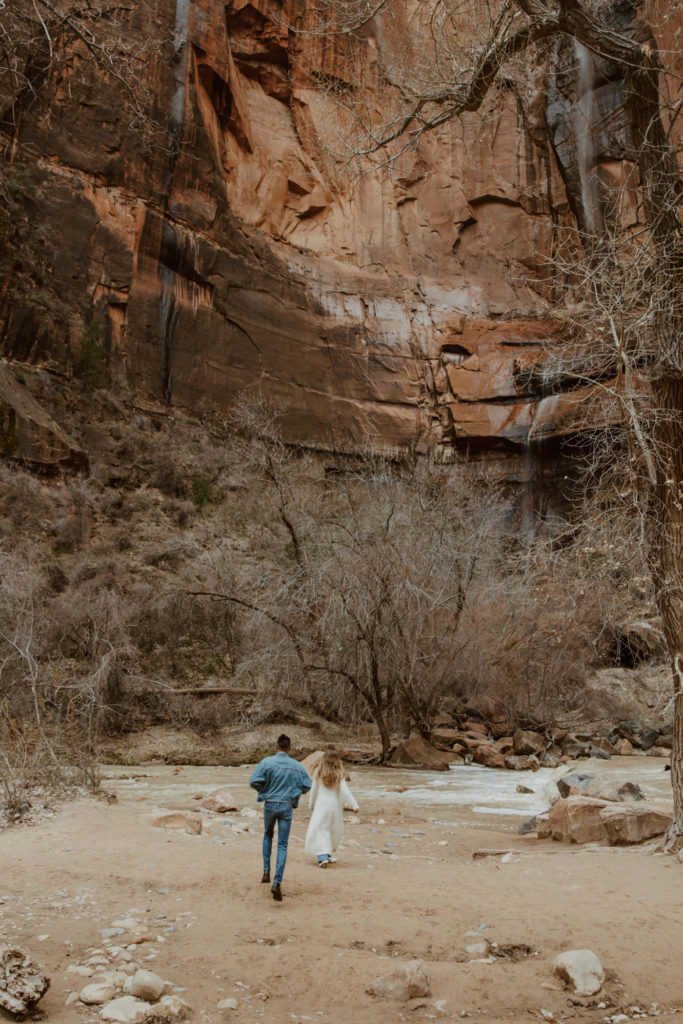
top-left (283, 0), bottom-right (683, 845)
top-left (190, 402), bottom-right (511, 760)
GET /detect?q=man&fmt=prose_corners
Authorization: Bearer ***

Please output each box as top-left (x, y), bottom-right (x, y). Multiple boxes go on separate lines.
top-left (249, 734), bottom-right (311, 902)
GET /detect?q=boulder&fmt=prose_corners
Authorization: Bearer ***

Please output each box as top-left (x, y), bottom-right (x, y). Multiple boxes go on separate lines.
top-left (639, 727), bottom-right (661, 751)
top-left (201, 790), bottom-right (238, 812)
top-left (148, 811), bottom-right (202, 835)
top-left (452, 731), bottom-right (487, 749)
top-left (546, 797), bottom-right (608, 844)
top-left (615, 738), bottom-right (634, 756)
top-left (368, 960), bottom-right (431, 1001)
top-left (388, 737), bottom-right (450, 771)
top-left (563, 742), bottom-right (590, 758)
top-left (123, 969), bottom-right (165, 1002)
top-left (79, 982), bottom-right (116, 1005)
top-left (300, 750), bottom-right (325, 777)
top-left (0, 946), bottom-right (50, 1015)
top-left (552, 949), bottom-right (605, 996)
top-left (513, 729), bottom-right (545, 756)
top-left (464, 695), bottom-right (504, 720)
top-left (472, 744), bottom-right (506, 769)
top-left (464, 695), bottom-right (506, 721)
top-left (536, 813), bottom-right (552, 839)
top-left (587, 744), bottom-right (611, 760)
top-left (462, 720), bottom-right (489, 736)
top-left (431, 727), bottom-right (461, 748)
top-left (616, 719), bottom-right (644, 747)
top-left (657, 723), bottom-right (673, 749)
top-left (493, 737), bottom-right (514, 754)
top-left (99, 995), bottom-right (153, 1023)
top-left (557, 773), bottom-right (594, 798)
top-left (518, 815), bottom-right (539, 835)
top-left (582, 779), bottom-right (644, 802)
top-left (490, 719), bottom-right (516, 739)
top-left (504, 754), bottom-right (540, 771)
top-left (597, 737), bottom-right (618, 755)
top-left (609, 621), bottom-right (665, 667)
top-left (599, 804), bottom-right (673, 845)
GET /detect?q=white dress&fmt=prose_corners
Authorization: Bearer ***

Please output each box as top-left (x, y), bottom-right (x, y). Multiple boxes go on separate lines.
top-left (304, 777), bottom-right (359, 857)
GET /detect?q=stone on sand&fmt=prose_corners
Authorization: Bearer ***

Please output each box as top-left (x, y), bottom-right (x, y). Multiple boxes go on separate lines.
top-left (599, 804), bottom-right (672, 844)
top-left (157, 993), bottom-right (193, 1016)
top-left (552, 950), bottom-right (605, 996)
top-left (148, 811), bottom-right (202, 835)
top-left (218, 996), bottom-right (239, 1012)
top-left (368, 959), bottom-right (431, 1000)
top-left (123, 968), bottom-right (165, 1001)
top-left (0, 946), bottom-right (50, 1015)
top-left (99, 994), bottom-right (153, 1022)
top-left (201, 790), bottom-right (238, 813)
top-left (80, 981), bottom-right (116, 1005)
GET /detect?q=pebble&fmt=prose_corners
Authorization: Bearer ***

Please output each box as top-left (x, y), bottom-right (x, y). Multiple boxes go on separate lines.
top-left (99, 995), bottom-right (152, 1023)
top-left (218, 997), bottom-right (239, 1011)
top-left (123, 968), bottom-right (165, 1001)
top-left (79, 982), bottom-right (116, 1005)
top-left (157, 994), bottom-right (192, 1017)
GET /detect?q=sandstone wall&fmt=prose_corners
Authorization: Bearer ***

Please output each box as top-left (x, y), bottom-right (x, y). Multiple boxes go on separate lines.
top-left (0, 0), bottom-right (673, 474)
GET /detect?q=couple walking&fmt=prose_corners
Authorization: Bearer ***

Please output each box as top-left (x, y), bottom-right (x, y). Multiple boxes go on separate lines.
top-left (249, 735), bottom-right (359, 901)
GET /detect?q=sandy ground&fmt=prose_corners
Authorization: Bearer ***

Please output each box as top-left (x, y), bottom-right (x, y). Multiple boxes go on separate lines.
top-left (2, 774), bottom-right (682, 1024)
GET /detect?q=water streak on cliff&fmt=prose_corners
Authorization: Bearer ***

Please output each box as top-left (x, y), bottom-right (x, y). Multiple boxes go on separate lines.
top-left (572, 41), bottom-right (602, 236)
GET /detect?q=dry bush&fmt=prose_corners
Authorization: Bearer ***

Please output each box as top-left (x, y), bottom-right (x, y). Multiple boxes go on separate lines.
top-left (0, 466), bottom-right (52, 536)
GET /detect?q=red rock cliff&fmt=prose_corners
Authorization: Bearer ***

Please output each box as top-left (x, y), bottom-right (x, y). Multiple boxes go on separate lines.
top-left (0, 0), bottom-right (673, 465)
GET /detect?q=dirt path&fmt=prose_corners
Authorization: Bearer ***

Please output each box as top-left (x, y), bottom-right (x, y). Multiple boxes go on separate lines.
top-left (2, 784), bottom-right (682, 1024)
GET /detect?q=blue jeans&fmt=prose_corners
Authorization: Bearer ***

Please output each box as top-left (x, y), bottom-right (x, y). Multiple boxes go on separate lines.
top-left (262, 802), bottom-right (293, 884)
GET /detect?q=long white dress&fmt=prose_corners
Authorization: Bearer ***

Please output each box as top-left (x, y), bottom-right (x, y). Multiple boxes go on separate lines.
top-left (304, 776), bottom-right (359, 857)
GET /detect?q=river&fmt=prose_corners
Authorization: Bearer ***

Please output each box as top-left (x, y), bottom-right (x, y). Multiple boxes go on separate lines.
top-left (102, 754), bottom-right (673, 832)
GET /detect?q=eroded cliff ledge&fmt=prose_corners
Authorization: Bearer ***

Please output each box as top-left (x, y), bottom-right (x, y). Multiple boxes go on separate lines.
top-left (0, 0), bottom-right (666, 474)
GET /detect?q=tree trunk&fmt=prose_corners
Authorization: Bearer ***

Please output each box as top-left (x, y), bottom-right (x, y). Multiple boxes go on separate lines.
top-left (374, 708), bottom-right (393, 764)
top-left (648, 376), bottom-right (683, 846)
top-left (619, 47), bottom-right (683, 847)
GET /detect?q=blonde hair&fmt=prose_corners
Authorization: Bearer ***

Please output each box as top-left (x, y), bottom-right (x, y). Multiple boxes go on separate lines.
top-left (317, 751), bottom-right (343, 788)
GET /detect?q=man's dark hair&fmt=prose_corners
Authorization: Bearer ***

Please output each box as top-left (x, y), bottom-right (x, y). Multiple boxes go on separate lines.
top-left (276, 734), bottom-right (291, 751)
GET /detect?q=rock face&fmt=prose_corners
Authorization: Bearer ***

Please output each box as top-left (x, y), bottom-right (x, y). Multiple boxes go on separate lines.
top-left (0, 361), bottom-right (87, 471)
top-left (3, 0), bottom-right (671, 492)
top-left (0, 946), bottom-right (50, 1015)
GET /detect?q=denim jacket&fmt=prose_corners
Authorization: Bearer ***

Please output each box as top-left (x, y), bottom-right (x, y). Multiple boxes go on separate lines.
top-left (249, 752), bottom-right (311, 807)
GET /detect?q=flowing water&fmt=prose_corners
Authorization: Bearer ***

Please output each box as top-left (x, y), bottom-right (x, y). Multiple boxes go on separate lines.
top-left (103, 756), bottom-right (673, 833)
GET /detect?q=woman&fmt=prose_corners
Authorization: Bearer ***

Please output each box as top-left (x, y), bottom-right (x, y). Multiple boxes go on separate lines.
top-left (304, 751), bottom-right (359, 867)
